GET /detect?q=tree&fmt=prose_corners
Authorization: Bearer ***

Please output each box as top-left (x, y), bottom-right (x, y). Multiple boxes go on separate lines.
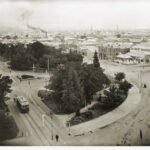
top-left (119, 80), bottom-right (132, 94)
top-left (116, 34), bottom-right (121, 38)
top-left (79, 64), bottom-right (110, 104)
top-left (93, 51), bottom-right (100, 68)
top-left (0, 110), bottom-right (18, 141)
top-left (61, 66), bottom-right (85, 115)
top-left (102, 85), bottom-right (123, 107)
top-left (115, 72), bottom-right (125, 82)
top-left (0, 75), bottom-right (13, 109)
top-left (50, 65), bottom-right (85, 114)
top-left (10, 44), bottom-right (29, 70)
top-left (31, 41), bottom-right (45, 60)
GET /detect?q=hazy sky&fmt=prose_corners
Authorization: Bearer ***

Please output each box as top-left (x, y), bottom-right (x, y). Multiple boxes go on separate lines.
top-left (0, 0), bottom-right (150, 31)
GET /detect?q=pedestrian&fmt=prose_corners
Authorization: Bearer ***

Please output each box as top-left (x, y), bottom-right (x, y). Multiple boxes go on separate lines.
top-left (144, 84), bottom-right (147, 88)
top-left (140, 129), bottom-right (143, 142)
top-left (55, 134), bottom-right (59, 142)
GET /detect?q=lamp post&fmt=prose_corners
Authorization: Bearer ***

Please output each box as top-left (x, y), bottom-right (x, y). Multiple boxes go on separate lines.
top-left (42, 114), bottom-right (46, 127)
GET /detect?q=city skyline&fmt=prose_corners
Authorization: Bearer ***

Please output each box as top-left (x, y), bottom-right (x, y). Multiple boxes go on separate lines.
top-left (0, 0), bottom-right (150, 32)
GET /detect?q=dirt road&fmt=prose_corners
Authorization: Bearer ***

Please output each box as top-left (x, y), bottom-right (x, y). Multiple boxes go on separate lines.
top-left (1, 60), bottom-right (150, 146)
top-left (0, 61), bottom-right (69, 146)
top-left (71, 61), bottom-right (150, 146)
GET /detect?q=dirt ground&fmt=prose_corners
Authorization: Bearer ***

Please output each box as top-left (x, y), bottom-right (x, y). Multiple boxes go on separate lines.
top-left (70, 61), bottom-right (150, 146)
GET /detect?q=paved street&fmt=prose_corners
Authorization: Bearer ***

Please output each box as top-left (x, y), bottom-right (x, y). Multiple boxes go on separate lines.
top-left (70, 61), bottom-right (150, 145)
top-left (0, 61), bottom-right (70, 146)
top-left (1, 60), bottom-right (150, 146)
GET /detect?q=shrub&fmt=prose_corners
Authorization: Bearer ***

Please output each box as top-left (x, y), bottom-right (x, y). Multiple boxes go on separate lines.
top-left (119, 80), bottom-right (132, 94)
top-left (115, 72), bottom-right (125, 82)
top-left (82, 110), bottom-right (93, 119)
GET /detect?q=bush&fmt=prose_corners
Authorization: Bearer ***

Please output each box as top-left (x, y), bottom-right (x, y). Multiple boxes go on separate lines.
top-left (119, 80), bottom-right (132, 94)
top-left (82, 110), bottom-right (93, 119)
top-left (69, 102), bottom-right (114, 126)
top-left (115, 72), bottom-right (125, 82)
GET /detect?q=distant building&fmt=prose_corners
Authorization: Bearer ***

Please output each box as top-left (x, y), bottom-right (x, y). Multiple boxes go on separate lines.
top-left (98, 42), bottom-right (131, 60)
top-left (114, 45), bottom-right (150, 64)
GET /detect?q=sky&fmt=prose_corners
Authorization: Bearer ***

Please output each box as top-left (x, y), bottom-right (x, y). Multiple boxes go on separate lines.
top-left (0, 0), bottom-right (150, 31)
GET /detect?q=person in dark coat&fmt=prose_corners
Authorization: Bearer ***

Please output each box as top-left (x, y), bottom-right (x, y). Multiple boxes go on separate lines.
top-left (55, 134), bottom-right (59, 142)
top-left (140, 129), bottom-right (143, 142)
top-left (144, 84), bottom-right (147, 88)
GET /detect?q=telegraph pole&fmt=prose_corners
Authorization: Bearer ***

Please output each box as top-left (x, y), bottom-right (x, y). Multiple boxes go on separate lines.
top-left (139, 71), bottom-right (141, 93)
top-left (50, 111), bottom-right (53, 140)
top-left (32, 64), bottom-right (35, 76)
top-left (47, 58), bottom-right (50, 72)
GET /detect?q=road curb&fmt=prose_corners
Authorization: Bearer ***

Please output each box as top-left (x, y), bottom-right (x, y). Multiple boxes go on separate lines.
top-left (70, 85), bottom-right (141, 136)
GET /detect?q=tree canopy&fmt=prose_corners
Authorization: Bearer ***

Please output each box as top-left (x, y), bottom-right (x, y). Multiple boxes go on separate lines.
top-left (115, 72), bottom-right (125, 82)
top-left (0, 75), bottom-right (13, 109)
top-left (0, 42), bottom-right (83, 71)
top-left (93, 51), bottom-right (100, 68)
top-left (0, 110), bottom-right (18, 141)
top-left (49, 56), bottom-right (110, 114)
top-left (0, 75), bottom-right (18, 142)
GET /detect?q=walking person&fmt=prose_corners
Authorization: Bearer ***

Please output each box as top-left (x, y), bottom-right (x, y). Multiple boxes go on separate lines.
top-left (140, 129), bottom-right (143, 144)
top-left (55, 134), bottom-right (59, 142)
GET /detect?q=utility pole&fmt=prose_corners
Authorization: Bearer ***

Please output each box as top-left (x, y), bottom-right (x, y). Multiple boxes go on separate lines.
top-left (50, 111), bottom-right (53, 140)
top-left (32, 64), bottom-right (35, 76)
top-left (68, 122), bottom-right (71, 136)
top-left (139, 70), bottom-right (142, 93)
top-left (47, 57), bottom-right (50, 72)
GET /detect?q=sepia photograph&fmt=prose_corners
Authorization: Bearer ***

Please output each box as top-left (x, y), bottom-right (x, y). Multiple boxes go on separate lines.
top-left (0, 0), bottom-right (150, 147)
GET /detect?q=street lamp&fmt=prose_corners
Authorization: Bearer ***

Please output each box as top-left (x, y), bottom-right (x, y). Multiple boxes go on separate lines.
top-left (42, 114), bottom-right (46, 127)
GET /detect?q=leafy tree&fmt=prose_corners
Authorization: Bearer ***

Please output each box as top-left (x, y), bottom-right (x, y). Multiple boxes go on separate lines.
top-left (79, 64), bottom-right (110, 104)
top-left (119, 80), bottom-right (132, 94)
top-left (31, 41), bottom-right (45, 60)
top-left (93, 51), bottom-right (100, 68)
top-left (102, 85), bottom-right (123, 107)
top-left (50, 66), bottom-right (66, 111)
top-left (61, 66), bottom-right (85, 115)
top-left (10, 44), bottom-right (29, 70)
top-left (116, 34), bottom-right (121, 38)
top-left (0, 75), bottom-right (13, 109)
top-left (115, 72), bottom-right (125, 82)
top-left (50, 65), bottom-right (85, 114)
top-left (0, 110), bottom-right (18, 141)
